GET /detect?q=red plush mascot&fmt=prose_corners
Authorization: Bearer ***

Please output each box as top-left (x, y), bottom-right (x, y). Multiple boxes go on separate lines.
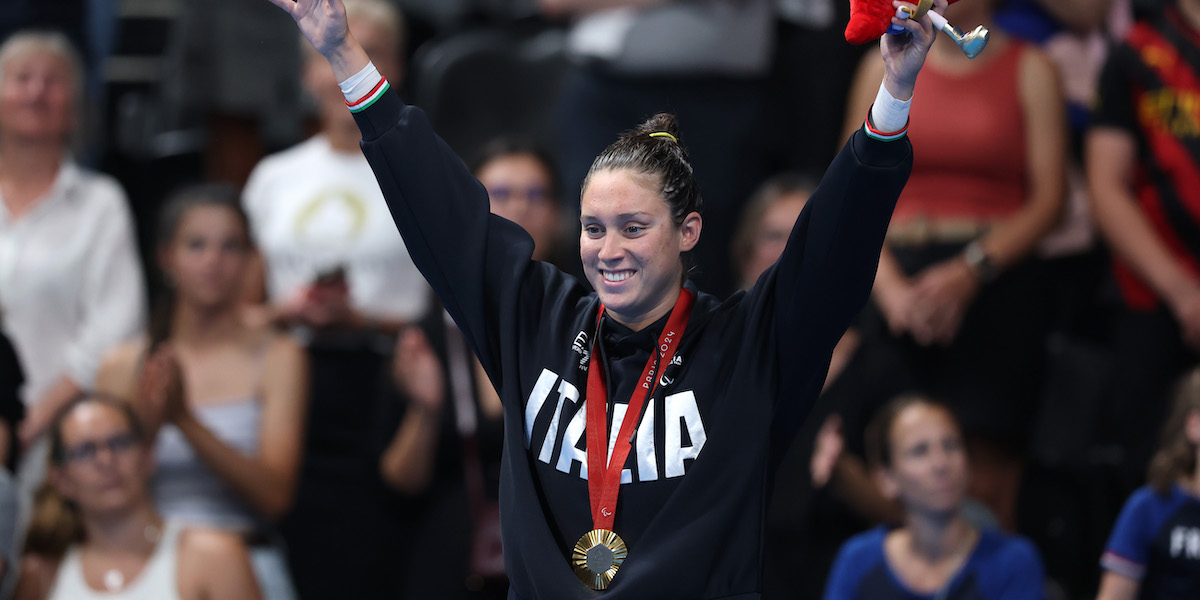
top-left (845, 0), bottom-right (989, 58)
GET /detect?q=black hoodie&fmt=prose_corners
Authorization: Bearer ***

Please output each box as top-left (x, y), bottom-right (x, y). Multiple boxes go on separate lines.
top-left (353, 90), bottom-right (911, 599)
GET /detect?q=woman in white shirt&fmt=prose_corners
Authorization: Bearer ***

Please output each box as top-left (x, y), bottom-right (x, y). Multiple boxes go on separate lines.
top-left (241, 0), bottom-right (428, 332)
top-left (0, 30), bottom-right (146, 509)
top-left (14, 394), bottom-right (260, 600)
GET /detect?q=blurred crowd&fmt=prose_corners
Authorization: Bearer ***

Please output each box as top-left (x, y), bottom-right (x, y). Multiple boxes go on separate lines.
top-left (0, 0), bottom-right (1198, 598)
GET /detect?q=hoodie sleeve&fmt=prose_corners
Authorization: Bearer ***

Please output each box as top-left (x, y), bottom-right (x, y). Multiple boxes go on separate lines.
top-left (768, 128), bottom-right (911, 419)
top-left (350, 89), bottom-right (557, 387)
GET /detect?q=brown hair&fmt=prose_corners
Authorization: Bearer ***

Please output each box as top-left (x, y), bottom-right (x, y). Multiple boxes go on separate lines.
top-left (864, 393), bottom-right (958, 469)
top-left (730, 172), bottom-right (814, 286)
top-left (1148, 367), bottom-right (1200, 494)
top-left (583, 113), bottom-right (704, 279)
top-left (22, 483), bottom-right (84, 557)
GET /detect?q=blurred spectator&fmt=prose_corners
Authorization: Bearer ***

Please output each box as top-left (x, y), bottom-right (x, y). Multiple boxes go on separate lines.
top-left (731, 172), bottom-right (813, 291)
top-left (378, 324), bottom-right (507, 598)
top-left (0, 29), bottom-right (146, 529)
top-left (0, 328), bottom-right (25, 473)
top-left (823, 395), bottom-right (1046, 599)
top-left (1098, 366), bottom-right (1200, 599)
top-left (94, 184), bottom-right (308, 600)
top-left (242, 0), bottom-right (429, 333)
top-left (471, 137), bottom-right (571, 269)
top-left (0, 0), bottom-right (117, 103)
top-left (1087, 0), bottom-right (1200, 485)
top-left (236, 3), bottom-right (430, 597)
top-left (841, 0), bottom-right (1067, 531)
top-left (543, 0), bottom-right (775, 297)
top-left (12, 395), bottom-right (260, 600)
top-left (996, 0), bottom-right (1131, 338)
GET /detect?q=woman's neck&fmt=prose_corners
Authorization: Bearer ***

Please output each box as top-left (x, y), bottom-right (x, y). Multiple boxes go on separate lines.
top-left (0, 138), bottom-right (63, 216)
top-left (83, 503), bottom-right (162, 554)
top-left (904, 510), bottom-right (975, 561)
top-left (169, 302), bottom-right (243, 349)
top-left (607, 287), bottom-right (682, 333)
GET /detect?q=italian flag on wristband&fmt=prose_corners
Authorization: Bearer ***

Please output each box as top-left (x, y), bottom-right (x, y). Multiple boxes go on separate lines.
top-left (346, 78), bottom-right (390, 113)
top-left (862, 105), bottom-right (909, 142)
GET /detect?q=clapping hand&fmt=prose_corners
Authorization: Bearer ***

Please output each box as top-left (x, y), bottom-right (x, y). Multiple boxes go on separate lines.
top-left (137, 345), bottom-right (187, 432)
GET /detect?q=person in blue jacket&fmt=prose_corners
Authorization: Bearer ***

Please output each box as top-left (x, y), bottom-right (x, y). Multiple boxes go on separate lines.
top-left (824, 394), bottom-right (1045, 600)
top-left (265, 0), bottom-right (939, 597)
top-left (1098, 367), bottom-right (1200, 600)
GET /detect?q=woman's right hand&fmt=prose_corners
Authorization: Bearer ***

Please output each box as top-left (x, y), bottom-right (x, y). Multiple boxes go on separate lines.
top-left (266, 0), bottom-right (350, 58)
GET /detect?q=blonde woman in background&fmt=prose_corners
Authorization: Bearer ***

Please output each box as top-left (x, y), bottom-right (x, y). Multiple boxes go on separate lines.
top-left (0, 33), bottom-right (146, 582)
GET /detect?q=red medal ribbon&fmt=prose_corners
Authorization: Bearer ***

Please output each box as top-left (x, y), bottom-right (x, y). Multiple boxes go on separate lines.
top-left (585, 288), bottom-right (695, 531)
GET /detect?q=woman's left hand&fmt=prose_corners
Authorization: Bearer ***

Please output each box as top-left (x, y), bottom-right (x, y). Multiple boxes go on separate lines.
top-left (138, 345), bottom-right (188, 428)
top-left (880, 0), bottom-right (945, 100)
top-left (907, 257), bottom-right (979, 346)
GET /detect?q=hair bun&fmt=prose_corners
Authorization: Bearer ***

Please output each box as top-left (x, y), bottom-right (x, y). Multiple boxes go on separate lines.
top-left (635, 113), bottom-right (681, 140)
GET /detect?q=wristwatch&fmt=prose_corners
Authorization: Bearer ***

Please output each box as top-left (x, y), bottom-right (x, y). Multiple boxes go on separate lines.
top-left (962, 240), bottom-right (997, 283)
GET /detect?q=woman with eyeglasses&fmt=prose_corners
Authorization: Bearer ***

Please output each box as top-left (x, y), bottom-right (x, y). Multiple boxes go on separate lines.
top-left (95, 184), bottom-right (308, 600)
top-left (14, 395), bottom-right (260, 600)
top-left (471, 139), bottom-right (567, 268)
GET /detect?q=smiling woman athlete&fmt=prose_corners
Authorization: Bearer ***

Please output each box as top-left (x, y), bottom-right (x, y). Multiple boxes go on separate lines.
top-left (265, 0), bottom-right (939, 597)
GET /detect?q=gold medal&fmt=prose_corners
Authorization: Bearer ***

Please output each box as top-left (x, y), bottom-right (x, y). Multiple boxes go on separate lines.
top-left (571, 529), bottom-right (628, 590)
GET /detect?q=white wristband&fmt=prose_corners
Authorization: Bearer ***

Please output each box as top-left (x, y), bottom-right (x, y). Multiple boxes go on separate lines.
top-left (870, 81), bottom-right (912, 134)
top-left (339, 61), bottom-right (382, 105)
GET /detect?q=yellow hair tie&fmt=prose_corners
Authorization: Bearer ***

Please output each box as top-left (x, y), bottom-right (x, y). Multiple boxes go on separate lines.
top-left (649, 132), bottom-right (678, 143)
